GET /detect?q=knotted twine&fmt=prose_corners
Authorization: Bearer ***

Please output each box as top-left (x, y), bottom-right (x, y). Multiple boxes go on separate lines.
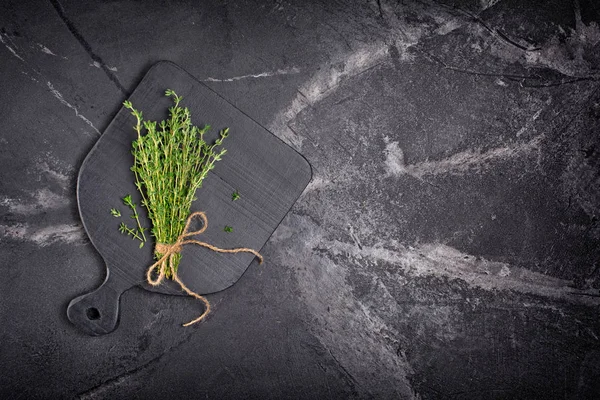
top-left (146, 211), bottom-right (263, 326)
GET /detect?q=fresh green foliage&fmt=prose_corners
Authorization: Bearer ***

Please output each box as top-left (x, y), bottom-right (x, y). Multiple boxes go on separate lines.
top-left (224, 225), bottom-right (233, 233)
top-left (119, 222), bottom-right (145, 248)
top-left (231, 190), bottom-right (240, 201)
top-left (124, 90), bottom-right (228, 276)
top-left (113, 194), bottom-right (147, 247)
top-left (122, 194), bottom-right (147, 242)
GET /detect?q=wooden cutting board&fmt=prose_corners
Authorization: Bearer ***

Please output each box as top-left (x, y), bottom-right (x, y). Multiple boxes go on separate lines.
top-left (67, 61), bottom-right (311, 335)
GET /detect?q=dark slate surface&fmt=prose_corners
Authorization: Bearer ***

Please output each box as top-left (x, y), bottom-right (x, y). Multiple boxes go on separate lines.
top-left (1, 0), bottom-right (600, 398)
top-left (70, 61), bottom-right (310, 335)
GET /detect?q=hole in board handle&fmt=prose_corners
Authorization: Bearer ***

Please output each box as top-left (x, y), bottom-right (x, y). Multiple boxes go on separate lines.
top-left (86, 307), bottom-right (101, 320)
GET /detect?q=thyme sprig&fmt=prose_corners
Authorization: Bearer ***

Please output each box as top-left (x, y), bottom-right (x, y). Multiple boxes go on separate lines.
top-left (122, 194), bottom-right (147, 242)
top-left (123, 90), bottom-right (228, 276)
top-left (119, 222), bottom-right (146, 247)
top-left (112, 194), bottom-right (147, 248)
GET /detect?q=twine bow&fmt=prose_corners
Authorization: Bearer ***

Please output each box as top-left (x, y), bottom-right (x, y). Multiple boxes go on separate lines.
top-left (146, 211), bottom-right (263, 326)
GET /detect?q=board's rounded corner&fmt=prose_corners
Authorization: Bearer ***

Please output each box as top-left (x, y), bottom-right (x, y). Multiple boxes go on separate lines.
top-left (138, 61), bottom-right (189, 92)
top-left (147, 60), bottom-right (182, 75)
top-left (202, 257), bottom-right (263, 296)
top-left (146, 61), bottom-right (203, 88)
top-left (298, 152), bottom-right (314, 189)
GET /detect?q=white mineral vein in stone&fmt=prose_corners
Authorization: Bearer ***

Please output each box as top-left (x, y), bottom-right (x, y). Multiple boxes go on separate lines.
top-left (46, 81), bottom-right (100, 136)
top-left (203, 67), bottom-right (300, 82)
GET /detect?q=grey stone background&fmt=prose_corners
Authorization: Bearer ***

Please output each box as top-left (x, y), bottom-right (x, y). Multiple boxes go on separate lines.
top-left (1, 0), bottom-right (599, 398)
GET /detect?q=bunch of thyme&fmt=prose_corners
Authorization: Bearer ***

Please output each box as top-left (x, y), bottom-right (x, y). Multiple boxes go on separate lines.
top-left (123, 90), bottom-right (228, 276)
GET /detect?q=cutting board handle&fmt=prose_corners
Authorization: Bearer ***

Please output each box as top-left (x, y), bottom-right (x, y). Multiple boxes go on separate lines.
top-left (67, 269), bottom-right (130, 336)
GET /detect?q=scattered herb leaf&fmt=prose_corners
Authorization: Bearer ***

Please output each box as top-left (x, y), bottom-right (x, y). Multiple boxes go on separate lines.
top-left (232, 191), bottom-right (240, 201)
top-left (224, 225), bottom-right (233, 233)
top-left (110, 208), bottom-right (121, 217)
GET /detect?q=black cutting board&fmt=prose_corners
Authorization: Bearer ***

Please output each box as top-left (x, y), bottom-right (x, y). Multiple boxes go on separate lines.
top-left (67, 61), bottom-right (311, 335)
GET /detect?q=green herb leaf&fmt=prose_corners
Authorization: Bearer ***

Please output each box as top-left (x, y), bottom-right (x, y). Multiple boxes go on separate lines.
top-left (110, 208), bottom-right (121, 217)
top-left (231, 191), bottom-right (240, 201)
top-left (224, 226), bottom-right (233, 233)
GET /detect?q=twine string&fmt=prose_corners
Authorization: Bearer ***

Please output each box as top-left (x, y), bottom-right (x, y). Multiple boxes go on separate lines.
top-left (146, 211), bottom-right (263, 326)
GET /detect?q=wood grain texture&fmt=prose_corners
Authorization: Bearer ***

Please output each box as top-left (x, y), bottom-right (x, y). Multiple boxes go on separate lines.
top-left (67, 61), bottom-right (312, 335)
